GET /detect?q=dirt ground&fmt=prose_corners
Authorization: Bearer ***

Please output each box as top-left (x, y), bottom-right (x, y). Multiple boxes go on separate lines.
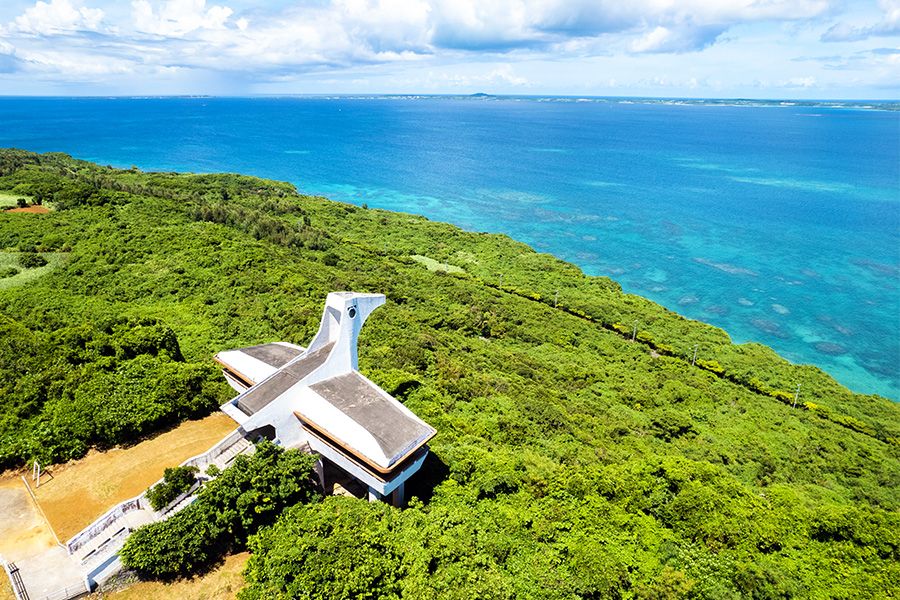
top-left (0, 576), bottom-right (12, 600)
top-left (91, 552), bottom-right (250, 600)
top-left (6, 205), bottom-right (50, 214)
top-left (0, 478), bottom-right (58, 559)
top-left (0, 478), bottom-right (59, 600)
top-left (0, 413), bottom-right (236, 541)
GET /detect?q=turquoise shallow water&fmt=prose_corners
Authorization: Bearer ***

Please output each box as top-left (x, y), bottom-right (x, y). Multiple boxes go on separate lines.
top-left (0, 96), bottom-right (898, 398)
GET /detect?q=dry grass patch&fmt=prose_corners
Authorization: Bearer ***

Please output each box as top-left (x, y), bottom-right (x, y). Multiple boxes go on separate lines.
top-left (6, 205), bottom-right (50, 214)
top-left (28, 412), bottom-right (236, 540)
top-left (91, 552), bottom-right (250, 600)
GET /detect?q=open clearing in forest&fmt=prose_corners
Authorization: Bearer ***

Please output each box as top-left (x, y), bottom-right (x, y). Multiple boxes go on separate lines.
top-left (6, 205), bottom-right (50, 214)
top-left (0, 192), bottom-right (31, 208)
top-left (89, 552), bottom-right (249, 600)
top-left (0, 252), bottom-right (65, 290)
top-left (3, 412), bottom-right (236, 540)
top-left (411, 254), bottom-right (464, 274)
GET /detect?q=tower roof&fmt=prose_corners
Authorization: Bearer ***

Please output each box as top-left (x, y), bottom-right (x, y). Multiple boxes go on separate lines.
top-left (216, 292), bottom-right (436, 473)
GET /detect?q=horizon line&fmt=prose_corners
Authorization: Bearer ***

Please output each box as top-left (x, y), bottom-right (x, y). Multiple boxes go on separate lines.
top-left (0, 93), bottom-right (897, 103)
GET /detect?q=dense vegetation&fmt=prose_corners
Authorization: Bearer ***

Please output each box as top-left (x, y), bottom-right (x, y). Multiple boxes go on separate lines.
top-left (145, 464), bottom-right (199, 511)
top-left (121, 441), bottom-right (319, 577)
top-left (0, 149), bottom-right (897, 597)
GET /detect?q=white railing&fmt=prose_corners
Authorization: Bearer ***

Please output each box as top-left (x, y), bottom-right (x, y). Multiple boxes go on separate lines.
top-left (66, 496), bottom-right (143, 555)
top-left (79, 526), bottom-right (128, 567)
top-left (3, 558), bottom-right (28, 600)
top-left (36, 581), bottom-right (90, 600)
top-left (64, 428), bottom-right (248, 556)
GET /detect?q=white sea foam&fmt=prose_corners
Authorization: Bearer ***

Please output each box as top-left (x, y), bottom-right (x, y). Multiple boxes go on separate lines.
top-left (730, 176), bottom-right (859, 195)
top-left (771, 304), bottom-right (790, 315)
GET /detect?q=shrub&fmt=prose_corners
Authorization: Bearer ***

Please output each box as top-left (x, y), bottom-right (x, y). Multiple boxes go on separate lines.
top-left (18, 252), bottom-right (47, 269)
top-left (146, 465), bottom-right (199, 511)
top-left (650, 408), bottom-right (696, 441)
top-left (696, 359), bottom-right (725, 376)
top-left (0, 267), bottom-right (18, 278)
top-left (770, 390), bottom-right (796, 404)
top-left (611, 322), bottom-right (630, 335)
top-left (655, 343), bottom-right (675, 355)
top-left (120, 441), bottom-right (320, 579)
top-left (241, 498), bottom-right (402, 600)
top-left (16, 197), bottom-right (28, 208)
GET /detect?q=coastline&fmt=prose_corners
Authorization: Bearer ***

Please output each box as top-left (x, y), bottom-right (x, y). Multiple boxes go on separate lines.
top-left (1, 150), bottom-right (898, 598)
top-left (301, 179), bottom-right (900, 401)
top-left (0, 96), bottom-right (896, 398)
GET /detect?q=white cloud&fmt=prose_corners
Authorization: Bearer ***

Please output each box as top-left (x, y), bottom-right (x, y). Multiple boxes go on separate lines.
top-left (785, 75), bottom-right (817, 88)
top-left (24, 49), bottom-right (133, 76)
top-left (12, 0), bottom-right (104, 34)
top-left (1, 0), bottom-right (896, 97)
top-left (420, 63), bottom-right (529, 89)
top-left (427, 0), bottom-right (832, 52)
top-left (822, 0), bottom-right (900, 41)
top-left (629, 24), bottom-right (723, 54)
top-left (0, 40), bottom-right (21, 73)
top-left (131, 0), bottom-right (233, 37)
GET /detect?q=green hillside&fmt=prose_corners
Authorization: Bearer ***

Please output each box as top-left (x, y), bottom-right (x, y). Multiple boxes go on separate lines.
top-left (0, 149), bottom-right (897, 598)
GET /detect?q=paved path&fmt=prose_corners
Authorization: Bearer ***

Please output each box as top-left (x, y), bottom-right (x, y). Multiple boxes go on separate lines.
top-left (2, 428), bottom-right (258, 600)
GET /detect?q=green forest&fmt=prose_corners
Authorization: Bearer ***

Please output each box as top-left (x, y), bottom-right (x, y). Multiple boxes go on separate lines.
top-left (0, 149), bottom-right (897, 599)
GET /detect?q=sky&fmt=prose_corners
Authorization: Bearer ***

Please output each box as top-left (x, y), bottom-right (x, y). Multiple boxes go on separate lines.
top-left (0, 0), bottom-right (897, 98)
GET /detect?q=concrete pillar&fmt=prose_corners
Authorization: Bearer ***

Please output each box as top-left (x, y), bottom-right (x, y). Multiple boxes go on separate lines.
top-left (390, 482), bottom-right (405, 508)
top-left (367, 487), bottom-right (383, 502)
top-left (313, 459), bottom-right (325, 491)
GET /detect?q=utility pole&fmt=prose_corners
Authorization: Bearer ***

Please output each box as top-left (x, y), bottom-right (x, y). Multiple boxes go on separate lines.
top-left (499, 273), bottom-right (504, 288)
top-left (793, 383), bottom-right (801, 408)
top-left (632, 321), bottom-right (638, 341)
top-left (691, 344), bottom-right (699, 367)
top-left (554, 290), bottom-right (559, 307)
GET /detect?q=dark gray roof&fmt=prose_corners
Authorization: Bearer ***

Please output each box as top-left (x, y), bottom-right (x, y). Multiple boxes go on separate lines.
top-left (309, 372), bottom-right (434, 466)
top-left (236, 343), bottom-right (334, 416)
top-left (239, 343), bottom-right (303, 368)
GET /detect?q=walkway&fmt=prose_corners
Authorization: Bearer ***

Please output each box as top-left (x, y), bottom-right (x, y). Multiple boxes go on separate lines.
top-left (3, 428), bottom-right (256, 600)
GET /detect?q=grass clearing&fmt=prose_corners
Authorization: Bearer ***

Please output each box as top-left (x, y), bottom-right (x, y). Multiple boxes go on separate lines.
top-left (0, 252), bottom-right (66, 290)
top-left (0, 575), bottom-right (12, 600)
top-left (0, 192), bottom-right (31, 208)
top-left (27, 412), bottom-right (236, 540)
top-left (411, 254), bottom-right (464, 274)
top-left (90, 552), bottom-right (249, 600)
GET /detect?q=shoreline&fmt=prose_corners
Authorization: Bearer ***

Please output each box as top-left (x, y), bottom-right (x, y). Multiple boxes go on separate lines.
top-left (1, 96), bottom-right (896, 399)
top-left (300, 184), bottom-right (898, 402)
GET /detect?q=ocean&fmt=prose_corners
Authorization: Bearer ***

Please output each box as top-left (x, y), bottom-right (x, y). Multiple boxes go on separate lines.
top-left (1, 96), bottom-right (897, 398)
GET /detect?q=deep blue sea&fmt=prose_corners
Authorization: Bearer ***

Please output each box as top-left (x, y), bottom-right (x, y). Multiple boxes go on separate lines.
top-left (1, 96), bottom-right (898, 399)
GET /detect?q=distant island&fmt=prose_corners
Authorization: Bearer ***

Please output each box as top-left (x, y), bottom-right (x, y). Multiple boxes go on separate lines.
top-left (0, 149), bottom-right (897, 599)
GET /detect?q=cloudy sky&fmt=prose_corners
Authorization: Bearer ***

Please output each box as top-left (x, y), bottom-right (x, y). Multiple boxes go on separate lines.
top-left (0, 0), bottom-right (897, 98)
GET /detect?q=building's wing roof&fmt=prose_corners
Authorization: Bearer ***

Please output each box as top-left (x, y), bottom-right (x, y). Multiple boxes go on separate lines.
top-left (232, 342), bottom-right (334, 416)
top-left (296, 372), bottom-right (436, 473)
top-left (214, 342), bottom-right (305, 388)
